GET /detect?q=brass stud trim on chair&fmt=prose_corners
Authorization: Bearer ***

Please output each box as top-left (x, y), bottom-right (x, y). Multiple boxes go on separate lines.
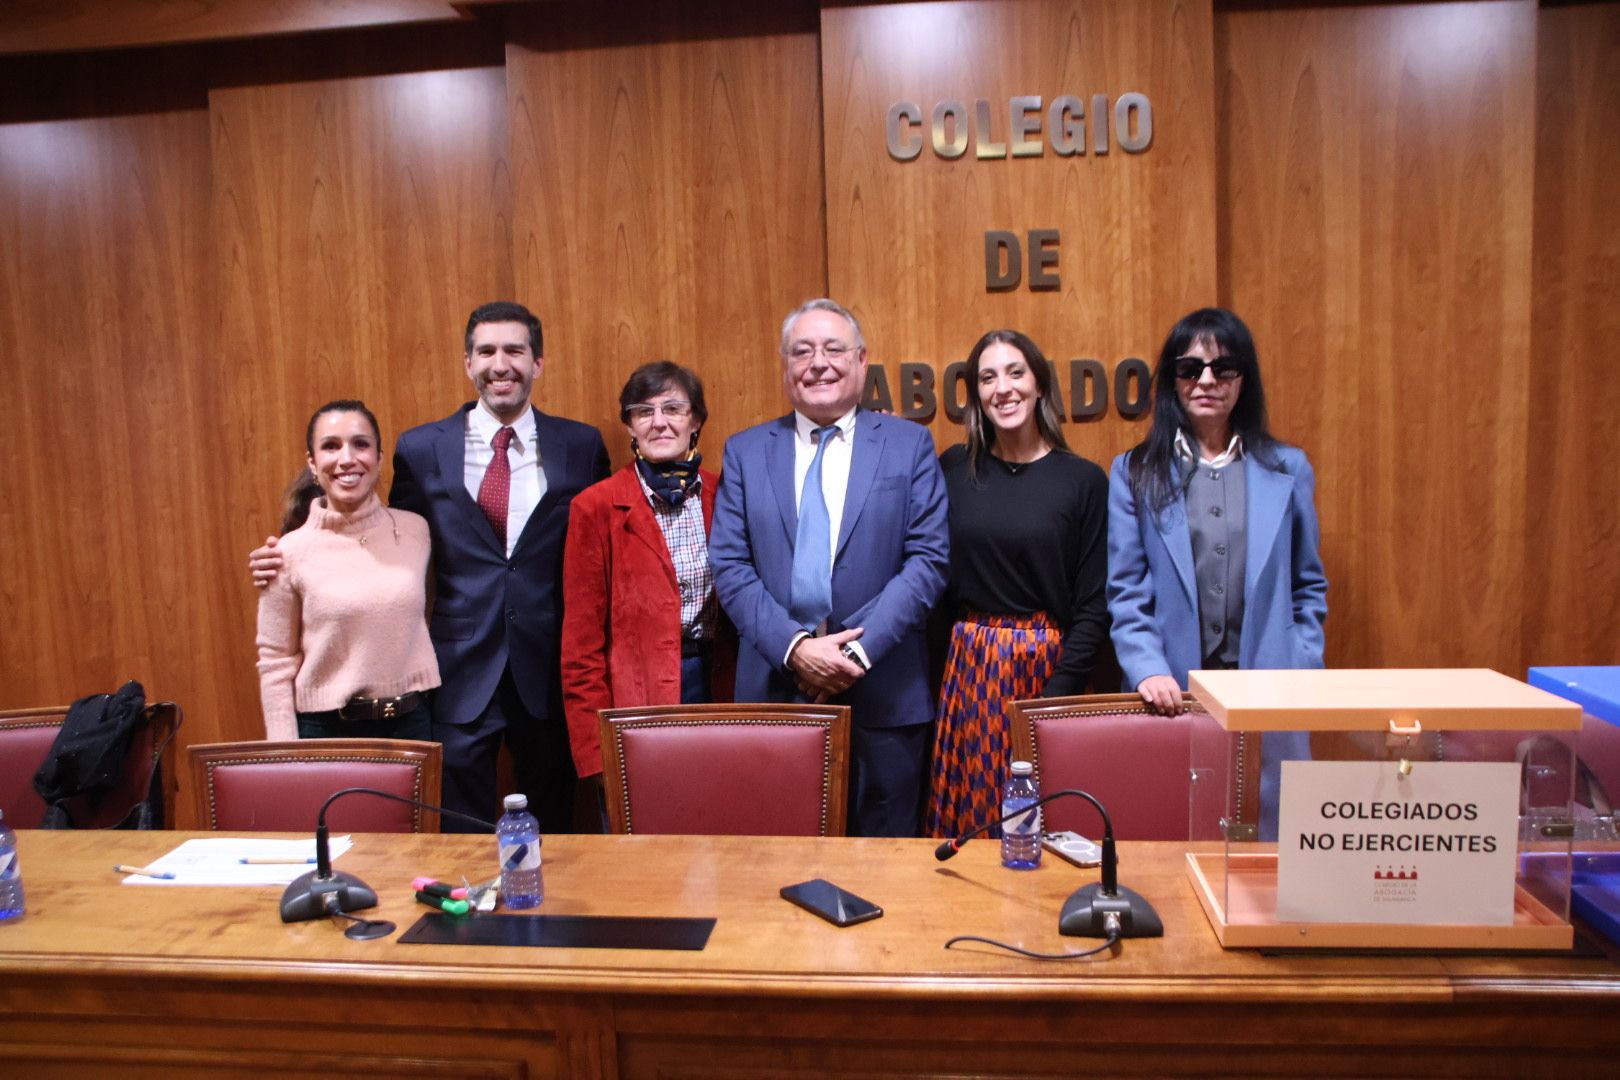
top-left (203, 754), bottom-right (426, 831)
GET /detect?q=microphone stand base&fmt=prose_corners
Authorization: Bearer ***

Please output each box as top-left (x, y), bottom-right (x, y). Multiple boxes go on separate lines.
top-left (280, 869), bottom-right (380, 923)
top-left (1059, 882), bottom-right (1164, 939)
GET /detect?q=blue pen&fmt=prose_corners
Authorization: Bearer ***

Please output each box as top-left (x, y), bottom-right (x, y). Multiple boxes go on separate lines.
top-left (114, 864), bottom-right (176, 879)
top-left (239, 856), bottom-right (317, 865)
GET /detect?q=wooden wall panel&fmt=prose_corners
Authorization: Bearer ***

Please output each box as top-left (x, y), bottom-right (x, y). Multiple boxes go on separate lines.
top-left (1217, 0), bottom-right (1537, 672)
top-left (1523, 2), bottom-right (1620, 667)
top-left (0, 1), bottom-right (469, 56)
top-left (505, 1), bottom-right (826, 467)
top-left (211, 66), bottom-right (515, 744)
top-left (0, 110), bottom-right (225, 734)
top-left (821, 0), bottom-right (1218, 464)
top-left (2, 0), bottom-right (1615, 802)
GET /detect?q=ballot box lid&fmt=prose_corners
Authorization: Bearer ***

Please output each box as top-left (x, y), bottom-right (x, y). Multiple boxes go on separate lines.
top-left (1188, 668), bottom-right (1582, 732)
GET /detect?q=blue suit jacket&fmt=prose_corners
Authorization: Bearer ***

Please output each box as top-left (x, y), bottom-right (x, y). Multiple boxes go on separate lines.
top-left (1106, 445), bottom-right (1327, 691)
top-left (390, 403), bottom-right (610, 727)
top-left (709, 410), bottom-right (949, 728)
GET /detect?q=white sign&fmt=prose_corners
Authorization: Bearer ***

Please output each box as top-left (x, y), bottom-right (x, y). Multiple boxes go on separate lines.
top-left (1276, 761), bottom-right (1520, 925)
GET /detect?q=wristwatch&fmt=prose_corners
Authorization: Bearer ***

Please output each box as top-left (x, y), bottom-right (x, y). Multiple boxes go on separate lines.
top-left (839, 642), bottom-right (870, 671)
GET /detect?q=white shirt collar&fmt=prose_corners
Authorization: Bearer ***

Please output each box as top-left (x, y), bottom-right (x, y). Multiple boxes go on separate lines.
top-left (794, 406), bottom-right (858, 443)
top-left (469, 400), bottom-right (536, 450)
top-left (1175, 428), bottom-right (1243, 468)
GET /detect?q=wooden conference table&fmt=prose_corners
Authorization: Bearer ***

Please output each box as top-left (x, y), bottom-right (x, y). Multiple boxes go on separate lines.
top-left (1, 832), bottom-right (1618, 1078)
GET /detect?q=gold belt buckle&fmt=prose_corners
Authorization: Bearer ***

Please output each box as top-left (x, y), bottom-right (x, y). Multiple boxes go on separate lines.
top-left (383, 700), bottom-right (396, 718)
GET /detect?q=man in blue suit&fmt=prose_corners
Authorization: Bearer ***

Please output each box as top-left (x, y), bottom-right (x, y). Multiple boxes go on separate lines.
top-left (254, 302), bottom-right (609, 831)
top-left (709, 299), bottom-right (949, 836)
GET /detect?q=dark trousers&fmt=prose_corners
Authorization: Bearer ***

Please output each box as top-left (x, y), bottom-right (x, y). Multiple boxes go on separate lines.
top-left (433, 668), bottom-right (577, 834)
top-left (297, 696), bottom-right (433, 741)
top-left (848, 721), bottom-right (931, 837)
top-left (679, 652), bottom-right (711, 704)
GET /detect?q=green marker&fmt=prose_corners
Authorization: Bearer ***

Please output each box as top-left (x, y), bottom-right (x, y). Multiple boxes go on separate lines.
top-left (415, 890), bottom-right (470, 916)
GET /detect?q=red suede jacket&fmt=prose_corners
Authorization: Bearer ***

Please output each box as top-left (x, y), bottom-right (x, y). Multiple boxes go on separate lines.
top-left (560, 464), bottom-right (736, 776)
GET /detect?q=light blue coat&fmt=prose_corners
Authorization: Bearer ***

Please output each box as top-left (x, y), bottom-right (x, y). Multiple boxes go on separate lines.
top-left (1107, 444), bottom-right (1327, 839)
top-left (1106, 444), bottom-right (1327, 691)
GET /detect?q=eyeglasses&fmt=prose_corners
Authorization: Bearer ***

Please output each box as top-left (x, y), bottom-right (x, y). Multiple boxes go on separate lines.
top-left (1173, 356), bottom-right (1243, 382)
top-left (625, 400), bottom-right (693, 423)
top-left (787, 341), bottom-right (856, 364)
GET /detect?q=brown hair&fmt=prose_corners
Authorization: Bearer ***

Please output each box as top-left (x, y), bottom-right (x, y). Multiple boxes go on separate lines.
top-left (280, 400), bottom-right (382, 532)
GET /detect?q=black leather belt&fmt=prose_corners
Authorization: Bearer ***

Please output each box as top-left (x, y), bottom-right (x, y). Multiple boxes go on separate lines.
top-left (339, 692), bottom-right (424, 722)
top-left (681, 638), bottom-right (710, 659)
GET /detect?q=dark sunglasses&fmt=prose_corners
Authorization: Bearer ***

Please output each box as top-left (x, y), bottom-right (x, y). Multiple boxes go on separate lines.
top-left (1173, 356), bottom-right (1243, 382)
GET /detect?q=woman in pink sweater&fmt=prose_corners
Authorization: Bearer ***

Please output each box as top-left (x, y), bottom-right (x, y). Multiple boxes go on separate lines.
top-left (256, 400), bottom-right (440, 741)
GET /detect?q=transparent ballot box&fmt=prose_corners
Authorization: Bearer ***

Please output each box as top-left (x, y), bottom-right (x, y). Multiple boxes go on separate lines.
top-left (1184, 668), bottom-right (1582, 950)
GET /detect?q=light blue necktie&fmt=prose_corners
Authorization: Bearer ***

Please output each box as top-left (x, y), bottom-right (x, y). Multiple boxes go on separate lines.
top-left (789, 425), bottom-right (838, 631)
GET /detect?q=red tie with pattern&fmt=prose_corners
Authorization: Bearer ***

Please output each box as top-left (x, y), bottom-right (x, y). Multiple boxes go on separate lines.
top-left (477, 426), bottom-right (515, 548)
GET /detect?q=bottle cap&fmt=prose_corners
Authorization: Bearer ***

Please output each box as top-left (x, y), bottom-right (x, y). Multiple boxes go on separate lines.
top-left (503, 793), bottom-right (528, 811)
top-left (1010, 760), bottom-right (1034, 777)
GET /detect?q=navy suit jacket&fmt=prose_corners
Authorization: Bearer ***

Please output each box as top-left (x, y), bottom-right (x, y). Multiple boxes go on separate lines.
top-left (1106, 444), bottom-right (1327, 691)
top-left (709, 409), bottom-right (949, 729)
top-left (390, 402), bottom-right (610, 727)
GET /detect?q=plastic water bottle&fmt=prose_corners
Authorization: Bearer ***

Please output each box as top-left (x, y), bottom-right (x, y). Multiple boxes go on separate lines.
top-left (1000, 761), bottom-right (1043, 870)
top-left (0, 809), bottom-right (24, 921)
top-left (496, 793), bottom-right (543, 909)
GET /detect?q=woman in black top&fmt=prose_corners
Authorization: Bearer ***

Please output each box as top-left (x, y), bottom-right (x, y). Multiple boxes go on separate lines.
top-left (926, 330), bottom-right (1110, 838)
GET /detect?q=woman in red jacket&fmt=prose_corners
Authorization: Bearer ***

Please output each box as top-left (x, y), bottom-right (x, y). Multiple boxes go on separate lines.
top-left (561, 361), bottom-right (735, 784)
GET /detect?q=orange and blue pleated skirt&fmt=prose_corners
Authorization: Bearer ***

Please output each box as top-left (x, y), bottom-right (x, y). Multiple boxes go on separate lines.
top-left (926, 611), bottom-right (1060, 839)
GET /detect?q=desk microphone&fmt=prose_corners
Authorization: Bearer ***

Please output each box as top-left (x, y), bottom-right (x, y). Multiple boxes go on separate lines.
top-left (280, 787), bottom-right (495, 929)
top-left (936, 788), bottom-right (1163, 940)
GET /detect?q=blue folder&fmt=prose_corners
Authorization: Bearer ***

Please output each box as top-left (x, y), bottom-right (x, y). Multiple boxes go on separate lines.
top-left (1528, 666), bottom-right (1620, 946)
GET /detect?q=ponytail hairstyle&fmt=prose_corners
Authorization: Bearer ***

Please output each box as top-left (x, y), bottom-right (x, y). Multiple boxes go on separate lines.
top-left (280, 399), bottom-right (383, 532)
top-left (279, 468), bottom-right (323, 533)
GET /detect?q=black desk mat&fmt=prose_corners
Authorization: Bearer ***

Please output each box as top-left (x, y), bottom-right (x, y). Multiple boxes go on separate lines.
top-left (399, 912), bottom-right (715, 951)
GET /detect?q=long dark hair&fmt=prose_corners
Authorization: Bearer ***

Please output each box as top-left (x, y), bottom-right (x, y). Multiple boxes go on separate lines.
top-left (961, 329), bottom-right (1070, 484)
top-left (280, 399), bottom-right (382, 532)
top-left (1127, 308), bottom-right (1280, 514)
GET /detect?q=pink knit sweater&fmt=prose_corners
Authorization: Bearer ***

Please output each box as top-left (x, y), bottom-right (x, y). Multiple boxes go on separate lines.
top-left (255, 493), bottom-right (441, 740)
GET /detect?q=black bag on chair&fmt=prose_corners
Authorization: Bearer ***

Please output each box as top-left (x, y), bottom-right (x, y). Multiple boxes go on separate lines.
top-left (32, 680), bottom-right (148, 828)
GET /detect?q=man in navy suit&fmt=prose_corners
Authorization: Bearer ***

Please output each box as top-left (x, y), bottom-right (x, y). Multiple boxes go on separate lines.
top-left (254, 302), bottom-right (609, 831)
top-left (709, 299), bottom-right (949, 836)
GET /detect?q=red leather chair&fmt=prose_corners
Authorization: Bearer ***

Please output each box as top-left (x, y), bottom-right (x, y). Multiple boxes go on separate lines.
top-left (599, 704), bottom-right (850, 836)
top-left (0, 707), bottom-right (65, 826)
top-left (0, 702), bottom-right (182, 828)
top-left (188, 739), bottom-right (443, 833)
top-left (1011, 692), bottom-right (1239, 841)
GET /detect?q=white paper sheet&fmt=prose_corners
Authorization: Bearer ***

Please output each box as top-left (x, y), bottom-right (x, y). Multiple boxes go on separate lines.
top-left (118, 836), bottom-right (355, 886)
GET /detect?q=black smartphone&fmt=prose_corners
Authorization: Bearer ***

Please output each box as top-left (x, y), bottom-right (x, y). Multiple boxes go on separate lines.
top-left (779, 878), bottom-right (883, 927)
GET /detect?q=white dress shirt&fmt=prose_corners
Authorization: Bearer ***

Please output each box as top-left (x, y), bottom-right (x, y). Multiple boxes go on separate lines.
top-left (464, 401), bottom-right (545, 557)
top-left (1175, 428), bottom-right (1244, 467)
top-left (786, 406), bottom-right (869, 669)
top-left (793, 406), bottom-right (858, 570)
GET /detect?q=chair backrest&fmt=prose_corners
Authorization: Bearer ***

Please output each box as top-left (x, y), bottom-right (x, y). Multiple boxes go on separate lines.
top-left (1011, 692), bottom-right (1215, 841)
top-left (0, 707), bottom-right (68, 826)
top-left (0, 702), bottom-right (183, 828)
top-left (599, 703), bottom-right (850, 836)
top-left (188, 739), bottom-right (443, 833)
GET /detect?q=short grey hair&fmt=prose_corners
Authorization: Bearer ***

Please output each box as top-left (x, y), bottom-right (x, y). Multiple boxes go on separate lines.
top-left (779, 298), bottom-right (865, 357)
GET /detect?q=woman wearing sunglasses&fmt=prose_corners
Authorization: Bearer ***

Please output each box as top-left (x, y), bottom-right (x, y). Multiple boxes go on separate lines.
top-left (1106, 308), bottom-right (1326, 832)
top-left (561, 362), bottom-right (735, 792)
